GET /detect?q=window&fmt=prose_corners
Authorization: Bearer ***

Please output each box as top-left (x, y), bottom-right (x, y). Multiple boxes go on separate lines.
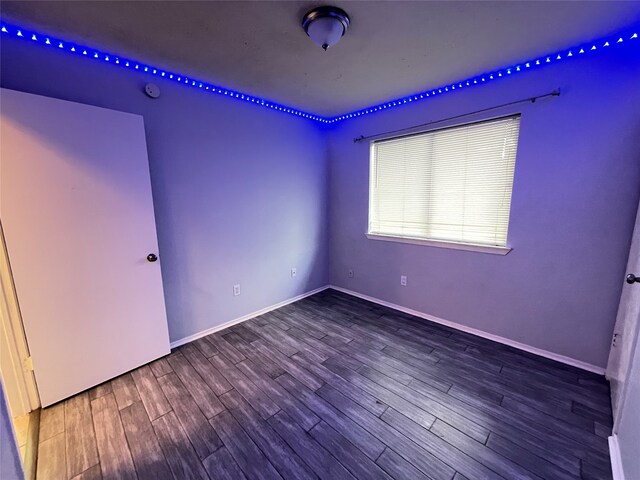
top-left (368, 115), bottom-right (521, 251)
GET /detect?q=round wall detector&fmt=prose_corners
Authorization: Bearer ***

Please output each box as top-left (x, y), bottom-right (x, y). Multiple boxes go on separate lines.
top-left (144, 83), bottom-right (160, 98)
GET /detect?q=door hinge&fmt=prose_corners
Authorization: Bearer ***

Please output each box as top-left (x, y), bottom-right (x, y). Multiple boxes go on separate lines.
top-left (23, 356), bottom-right (34, 372)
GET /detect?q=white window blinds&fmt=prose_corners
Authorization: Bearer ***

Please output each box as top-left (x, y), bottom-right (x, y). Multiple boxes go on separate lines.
top-left (369, 115), bottom-right (521, 247)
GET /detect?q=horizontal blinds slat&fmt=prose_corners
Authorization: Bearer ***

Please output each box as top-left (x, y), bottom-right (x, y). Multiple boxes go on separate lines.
top-left (369, 116), bottom-right (520, 247)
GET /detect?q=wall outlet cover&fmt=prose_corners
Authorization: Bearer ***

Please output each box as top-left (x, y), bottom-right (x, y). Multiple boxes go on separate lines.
top-left (400, 275), bottom-right (407, 286)
top-left (233, 284), bottom-right (241, 296)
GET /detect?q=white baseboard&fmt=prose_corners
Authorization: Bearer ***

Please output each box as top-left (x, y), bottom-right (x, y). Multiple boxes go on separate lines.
top-left (170, 285), bottom-right (330, 348)
top-left (170, 282), bottom-right (605, 375)
top-left (329, 285), bottom-right (605, 375)
top-left (608, 435), bottom-right (626, 480)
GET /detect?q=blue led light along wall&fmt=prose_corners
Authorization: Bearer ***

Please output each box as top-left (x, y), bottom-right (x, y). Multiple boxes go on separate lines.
top-left (1, 20), bottom-right (638, 124)
top-left (0, 22), bottom-right (325, 123)
top-left (330, 30), bottom-right (639, 123)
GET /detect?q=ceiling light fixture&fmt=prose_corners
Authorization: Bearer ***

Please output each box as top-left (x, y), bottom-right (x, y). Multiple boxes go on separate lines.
top-left (302, 6), bottom-right (350, 51)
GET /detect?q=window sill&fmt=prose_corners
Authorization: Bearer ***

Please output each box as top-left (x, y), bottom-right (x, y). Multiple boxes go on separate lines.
top-left (365, 233), bottom-right (512, 255)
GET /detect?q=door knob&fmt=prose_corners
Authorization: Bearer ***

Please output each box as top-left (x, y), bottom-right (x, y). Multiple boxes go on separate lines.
top-left (147, 253), bottom-right (158, 262)
top-left (627, 274), bottom-right (639, 284)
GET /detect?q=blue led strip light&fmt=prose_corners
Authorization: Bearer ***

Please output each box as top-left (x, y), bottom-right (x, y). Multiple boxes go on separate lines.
top-left (0, 21), bottom-right (328, 123)
top-left (1, 21), bottom-right (637, 124)
top-left (325, 27), bottom-right (639, 124)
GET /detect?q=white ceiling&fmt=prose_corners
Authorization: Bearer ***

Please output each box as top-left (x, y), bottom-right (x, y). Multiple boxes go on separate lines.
top-left (2, 1), bottom-right (640, 116)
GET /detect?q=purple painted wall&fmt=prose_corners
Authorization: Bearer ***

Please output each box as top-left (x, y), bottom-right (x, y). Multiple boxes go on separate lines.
top-left (0, 35), bottom-right (329, 343)
top-left (327, 46), bottom-right (640, 368)
top-left (0, 380), bottom-right (22, 480)
top-left (2, 33), bottom-right (639, 368)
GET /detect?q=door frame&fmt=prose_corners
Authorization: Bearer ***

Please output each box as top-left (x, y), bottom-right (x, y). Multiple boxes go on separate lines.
top-left (0, 221), bottom-right (40, 417)
top-left (611, 317), bottom-right (640, 434)
top-left (606, 196), bottom-right (640, 434)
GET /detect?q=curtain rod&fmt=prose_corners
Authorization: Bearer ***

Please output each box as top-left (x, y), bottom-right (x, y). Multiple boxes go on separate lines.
top-left (353, 89), bottom-right (560, 143)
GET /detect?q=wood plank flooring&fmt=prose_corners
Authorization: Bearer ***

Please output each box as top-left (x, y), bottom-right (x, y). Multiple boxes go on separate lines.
top-left (35, 289), bottom-right (613, 480)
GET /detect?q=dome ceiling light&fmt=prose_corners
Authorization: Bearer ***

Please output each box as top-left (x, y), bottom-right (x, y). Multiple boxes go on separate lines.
top-left (302, 6), bottom-right (350, 51)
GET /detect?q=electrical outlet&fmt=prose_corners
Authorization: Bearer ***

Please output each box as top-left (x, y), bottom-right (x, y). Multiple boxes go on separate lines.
top-left (291, 267), bottom-right (297, 278)
top-left (400, 275), bottom-right (407, 286)
top-left (233, 284), bottom-right (241, 296)
top-left (348, 269), bottom-right (354, 278)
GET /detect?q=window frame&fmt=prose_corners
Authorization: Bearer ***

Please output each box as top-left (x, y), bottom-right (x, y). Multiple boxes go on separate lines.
top-left (366, 114), bottom-right (520, 255)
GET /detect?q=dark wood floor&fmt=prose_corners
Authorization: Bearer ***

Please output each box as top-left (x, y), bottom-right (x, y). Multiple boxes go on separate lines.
top-left (36, 289), bottom-right (613, 480)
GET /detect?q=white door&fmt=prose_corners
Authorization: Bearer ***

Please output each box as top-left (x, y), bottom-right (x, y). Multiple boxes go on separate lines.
top-left (607, 197), bottom-right (640, 422)
top-left (0, 88), bottom-right (170, 407)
